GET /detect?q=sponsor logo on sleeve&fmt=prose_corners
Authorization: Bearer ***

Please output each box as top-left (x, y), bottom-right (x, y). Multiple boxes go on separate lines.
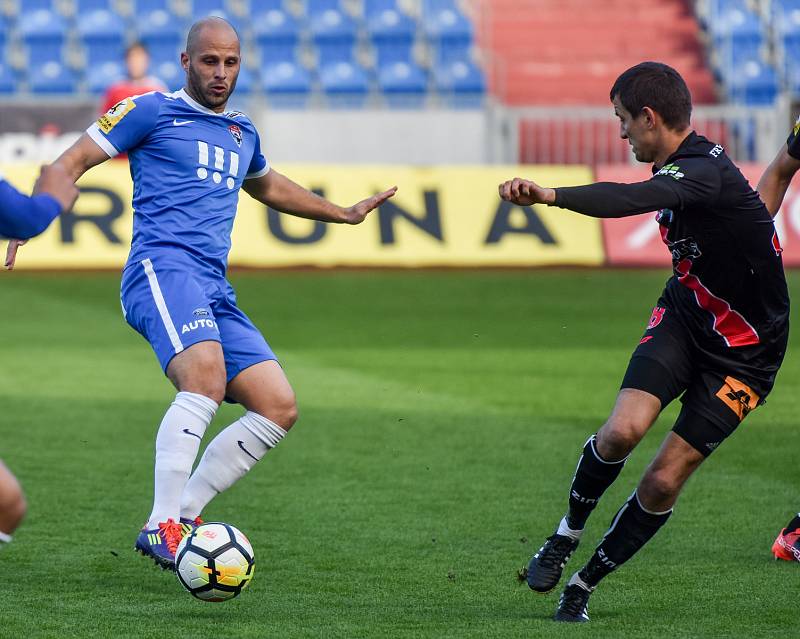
top-left (655, 163), bottom-right (684, 180)
top-left (97, 98), bottom-right (136, 134)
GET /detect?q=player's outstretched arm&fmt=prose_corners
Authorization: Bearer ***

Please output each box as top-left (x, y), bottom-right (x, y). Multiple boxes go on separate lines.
top-left (243, 169), bottom-right (397, 224)
top-left (499, 176), bottom-right (687, 218)
top-left (4, 134), bottom-right (109, 270)
top-left (757, 143), bottom-right (800, 217)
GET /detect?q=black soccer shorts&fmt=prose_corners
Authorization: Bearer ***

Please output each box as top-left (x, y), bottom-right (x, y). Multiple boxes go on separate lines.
top-left (620, 298), bottom-right (782, 456)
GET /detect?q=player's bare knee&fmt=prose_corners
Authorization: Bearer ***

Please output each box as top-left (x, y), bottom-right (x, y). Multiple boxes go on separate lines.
top-left (596, 421), bottom-right (641, 460)
top-left (273, 394), bottom-right (298, 430)
top-left (640, 467), bottom-right (681, 505)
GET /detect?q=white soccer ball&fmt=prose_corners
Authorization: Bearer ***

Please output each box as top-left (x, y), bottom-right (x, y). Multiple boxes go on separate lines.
top-left (175, 522), bottom-right (255, 602)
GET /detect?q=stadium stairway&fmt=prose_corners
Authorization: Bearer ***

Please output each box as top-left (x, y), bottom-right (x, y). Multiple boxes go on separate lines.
top-left (476, 0), bottom-right (718, 105)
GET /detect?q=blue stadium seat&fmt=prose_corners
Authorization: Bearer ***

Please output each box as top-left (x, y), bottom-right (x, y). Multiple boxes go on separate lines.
top-left (433, 59), bottom-right (485, 107)
top-left (424, 6), bottom-right (473, 64)
top-left (261, 60), bottom-right (312, 107)
top-left (191, 2), bottom-right (241, 31)
top-left (153, 60), bottom-right (184, 90)
top-left (19, 10), bottom-right (66, 66)
top-left (728, 60), bottom-right (778, 105)
top-left (367, 6), bottom-right (416, 66)
top-left (378, 61), bottom-right (426, 107)
top-left (233, 66), bottom-right (254, 94)
top-left (134, 0), bottom-right (171, 11)
top-left (306, 0), bottom-right (343, 14)
top-left (86, 60), bottom-right (125, 94)
top-left (17, 0), bottom-right (59, 12)
top-left (78, 10), bottom-right (126, 66)
top-left (29, 61), bottom-right (77, 94)
top-left (421, 0), bottom-right (457, 16)
top-left (319, 60), bottom-right (369, 107)
top-left (139, 10), bottom-right (183, 65)
top-left (0, 63), bottom-right (17, 94)
top-left (76, 0), bottom-right (112, 11)
top-left (364, 0), bottom-right (398, 18)
top-left (310, 8), bottom-right (357, 63)
top-left (253, 8), bottom-right (300, 63)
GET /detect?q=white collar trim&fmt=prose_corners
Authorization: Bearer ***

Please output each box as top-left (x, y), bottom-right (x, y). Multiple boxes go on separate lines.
top-left (175, 88), bottom-right (224, 115)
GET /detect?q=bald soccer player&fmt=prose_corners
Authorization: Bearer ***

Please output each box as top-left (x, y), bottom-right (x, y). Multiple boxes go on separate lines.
top-left (7, 17), bottom-right (397, 569)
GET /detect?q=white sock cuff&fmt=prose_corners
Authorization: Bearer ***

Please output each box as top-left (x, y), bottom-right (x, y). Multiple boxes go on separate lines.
top-left (0, 531), bottom-right (12, 544)
top-left (568, 571), bottom-right (595, 592)
top-left (241, 411), bottom-right (287, 448)
top-left (587, 435), bottom-right (629, 465)
top-left (556, 515), bottom-right (584, 541)
top-left (633, 491), bottom-right (673, 516)
top-left (174, 391), bottom-right (219, 422)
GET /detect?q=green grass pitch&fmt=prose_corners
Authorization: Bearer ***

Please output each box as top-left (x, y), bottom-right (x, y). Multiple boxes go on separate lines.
top-left (1, 270), bottom-right (797, 638)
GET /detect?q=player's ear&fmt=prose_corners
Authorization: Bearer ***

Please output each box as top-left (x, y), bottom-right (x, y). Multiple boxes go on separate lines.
top-left (180, 52), bottom-right (190, 72)
top-left (640, 106), bottom-right (658, 130)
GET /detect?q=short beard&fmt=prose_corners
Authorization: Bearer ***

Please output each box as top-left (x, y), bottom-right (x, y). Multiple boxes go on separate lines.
top-left (186, 67), bottom-right (236, 111)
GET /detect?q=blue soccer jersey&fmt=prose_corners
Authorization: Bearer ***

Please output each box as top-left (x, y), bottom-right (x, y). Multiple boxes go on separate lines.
top-left (0, 172), bottom-right (61, 240)
top-left (86, 89), bottom-right (269, 278)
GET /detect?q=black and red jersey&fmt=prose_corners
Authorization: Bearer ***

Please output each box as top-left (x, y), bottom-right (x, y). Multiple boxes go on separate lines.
top-left (553, 132), bottom-right (789, 354)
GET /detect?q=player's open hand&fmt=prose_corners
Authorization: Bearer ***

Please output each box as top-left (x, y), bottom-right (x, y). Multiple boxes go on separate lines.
top-left (498, 178), bottom-right (555, 206)
top-left (342, 186), bottom-right (398, 224)
top-left (4, 239), bottom-right (27, 271)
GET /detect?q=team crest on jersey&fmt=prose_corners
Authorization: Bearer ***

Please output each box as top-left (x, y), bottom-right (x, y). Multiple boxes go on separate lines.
top-left (97, 98), bottom-right (136, 134)
top-left (228, 125), bottom-right (242, 147)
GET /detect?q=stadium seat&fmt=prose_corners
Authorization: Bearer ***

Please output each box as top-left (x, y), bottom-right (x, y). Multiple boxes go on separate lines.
top-left (364, 0), bottom-right (399, 18)
top-left (18, 10), bottom-right (66, 66)
top-left (139, 10), bottom-right (183, 65)
top-left (423, 5), bottom-right (473, 64)
top-left (29, 61), bottom-right (77, 94)
top-left (191, 1), bottom-right (241, 31)
top-left (306, 0), bottom-right (343, 14)
top-left (0, 63), bottom-right (17, 94)
top-left (134, 0), bottom-right (171, 11)
top-left (75, 0), bottom-right (112, 11)
top-left (310, 8), bottom-right (357, 63)
top-left (253, 8), bottom-right (300, 63)
top-left (153, 60), bottom-right (184, 90)
top-left (433, 59), bottom-right (485, 107)
top-left (233, 65), bottom-right (254, 94)
top-left (377, 60), bottom-right (427, 107)
top-left (17, 0), bottom-right (59, 12)
top-left (86, 60), bottom-right (125, 94)
top-left (319, 60), bottom-right (369, 107)
top-left (261, 60), bottom-right (312, 107)
top-left (728, 60), bottom-right (778, 105)
top-left (367, 6), bottom-right (416, 66)
top-left (78, 10), bottom-right (126, 66)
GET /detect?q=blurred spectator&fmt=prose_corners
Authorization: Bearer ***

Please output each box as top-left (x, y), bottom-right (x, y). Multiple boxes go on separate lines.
top-left (101, 42), bottom-right (166, 113)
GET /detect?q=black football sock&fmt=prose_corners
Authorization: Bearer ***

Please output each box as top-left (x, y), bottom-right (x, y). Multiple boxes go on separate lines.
top-left (786, 513), bottom-right (800, 532)
top-left (578, 491), bottom-right (672, 588)
top-left (566, 435), bottom-right (629, 530)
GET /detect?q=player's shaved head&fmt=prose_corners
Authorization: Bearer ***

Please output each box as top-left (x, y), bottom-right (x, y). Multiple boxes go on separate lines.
top-left (186, 16), bottom-right (240, 56)
top-left (182, 17), bottom-right (241, 112)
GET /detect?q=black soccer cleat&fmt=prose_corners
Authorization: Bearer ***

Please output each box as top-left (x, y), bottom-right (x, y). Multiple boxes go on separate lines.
top-left (526, 534), bottom-right (579, 593)
top-left (554, 583), bottom-right (592, 623)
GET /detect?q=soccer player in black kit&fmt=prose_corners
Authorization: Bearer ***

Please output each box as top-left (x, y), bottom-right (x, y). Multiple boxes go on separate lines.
top-left (499, 62), bottom-right (790, 622)
top-left (757, 116), bottom-right (800, 564)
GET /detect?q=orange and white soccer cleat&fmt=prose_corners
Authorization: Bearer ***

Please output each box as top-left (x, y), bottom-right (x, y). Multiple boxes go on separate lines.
top-left (772, 527), bottom-right (800, 562)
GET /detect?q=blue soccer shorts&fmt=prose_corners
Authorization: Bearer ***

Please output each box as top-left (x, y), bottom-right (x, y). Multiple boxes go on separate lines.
top-left (120, 256), bottom-right (277, 383)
